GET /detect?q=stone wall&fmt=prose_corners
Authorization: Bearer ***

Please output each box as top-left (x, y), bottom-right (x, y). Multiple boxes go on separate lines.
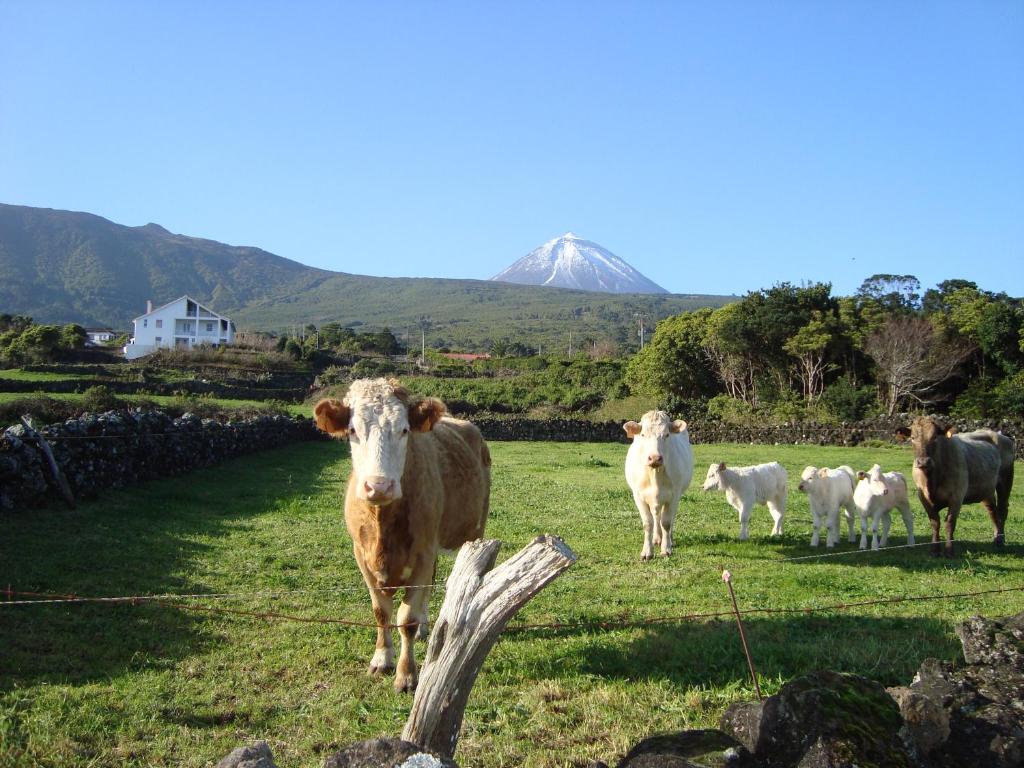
top-left (0, 409), bottom-right (325, 511)
top-left (472, 416), bottom-right (1023, 458)
top-left (0, 377), bottom-right (306, 402)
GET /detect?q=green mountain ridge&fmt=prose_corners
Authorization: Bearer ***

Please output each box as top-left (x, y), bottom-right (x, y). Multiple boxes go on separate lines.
top-left (0, 203), bottom-right (734, 350)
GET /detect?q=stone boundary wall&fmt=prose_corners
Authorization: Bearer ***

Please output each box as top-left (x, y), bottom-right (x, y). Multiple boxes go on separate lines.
top-left (0, 377), bottom-right (306, 402)
top-left (0, 410), bottom-right (326, 511)
top-left (472, 416), bottom-right (1024, 458)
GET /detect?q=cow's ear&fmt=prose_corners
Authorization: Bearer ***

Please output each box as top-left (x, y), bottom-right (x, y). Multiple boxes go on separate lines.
top-left (717, 462), bottom-right (727, 471)
top-left (314, 398), bottom-right (350, 438)
top-left (818, 468), bottom-right (829, 478)
top-left (945, 425), bottom-right (957, 437)
top-left (623, 421), bottom-right (641, 437)
top-left (671, 420), bottom-right (687, 433)
top-left (857, 471), bottom-right (867, 480)
top-left (409, 397), bottom-right (446, 432)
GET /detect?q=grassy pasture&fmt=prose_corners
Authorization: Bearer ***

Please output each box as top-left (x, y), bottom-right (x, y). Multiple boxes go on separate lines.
top-left (1, 439), bottom-right (1022, 768)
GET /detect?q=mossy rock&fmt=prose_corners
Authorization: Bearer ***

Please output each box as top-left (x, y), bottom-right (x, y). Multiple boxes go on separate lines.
top-left (616, 729), bottom-right (753, 767)
top-left (749, 670), bottom-right (911, 768)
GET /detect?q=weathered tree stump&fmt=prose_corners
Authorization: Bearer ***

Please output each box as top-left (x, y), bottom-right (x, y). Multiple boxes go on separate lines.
top-left (401, 535), bottom-right (577, 759)
top-left (21, 415), bottom-right (75, 509)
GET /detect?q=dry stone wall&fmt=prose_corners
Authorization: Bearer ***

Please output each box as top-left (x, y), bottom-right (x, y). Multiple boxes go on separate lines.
top-left (0, 409), bottom-right (325, 511)
top-left (472, 416), bottom-right (1023, 458)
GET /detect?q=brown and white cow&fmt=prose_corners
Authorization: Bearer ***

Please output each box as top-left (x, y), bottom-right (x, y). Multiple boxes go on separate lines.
top-left (314, 378), bottom-right (491, 692)
top-left (908, 416), bottom-right (1015, 557)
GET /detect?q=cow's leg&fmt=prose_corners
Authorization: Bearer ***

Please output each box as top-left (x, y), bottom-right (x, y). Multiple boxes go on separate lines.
top-left (767, 499), bottom-right (784, 537)
top-left (394, 557), bottom-right (435, 693)
top-left (353, 554), bottom-right (396, 675)
top-left (859, 510), bottom-right (869, 550)
top-left (879, 509), bottom-right (892, 548)
top-left (845, 505), bottom-right (857, 543)
top-left (995, 468), bottom-right (1013, 546)
top-left (981, 496), bottom-right (1004, 548)
top-left (737, 502), bottom-right (752, 540)
top-left (368, 586), bottom-right (396, 675)
top-left (659, 499), bottom-right (678, 557)
top-left (898, 500), bottom-right (915, 545)
top-left (943, 502), bottom-right (961, 558)
top-left (810, 502), bottom-right (822, 547)
top-left (918, 491), bottom-right (942, 557)
top-left (633, 493), bottom-right (656, 561)
top-left (415, 559), bottom-right (437, 641)
top-left (825, 505), bottom-right (839, 548)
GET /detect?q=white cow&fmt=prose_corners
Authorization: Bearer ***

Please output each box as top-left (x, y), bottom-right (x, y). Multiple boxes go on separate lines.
top-left (702, 462), bottom-right (788, 540)
top-left (624, 411), bottom-right (694, 560)
top-left (798, 465), bottom-right (857, 548)
top-left (852, 464), bottom-right (916, 550)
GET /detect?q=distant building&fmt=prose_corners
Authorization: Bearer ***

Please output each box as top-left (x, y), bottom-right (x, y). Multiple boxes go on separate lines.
top-left (123, 296), bottom-right (235, 360)
top-left (85, 328), bottom-right (116, 346)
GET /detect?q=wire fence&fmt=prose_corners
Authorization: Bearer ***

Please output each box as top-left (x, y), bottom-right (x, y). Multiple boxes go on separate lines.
top-left (5, 578), bottom-right (1022, 634)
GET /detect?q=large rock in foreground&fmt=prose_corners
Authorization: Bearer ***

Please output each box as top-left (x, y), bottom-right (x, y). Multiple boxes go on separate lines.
top-left (721, 670), bottom-right (912, 768)
top-left (888, 612), bottom-right (1024, 768)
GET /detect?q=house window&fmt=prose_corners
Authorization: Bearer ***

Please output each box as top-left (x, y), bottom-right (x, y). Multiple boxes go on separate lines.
top-left (205, 322), bottom-right (214, 332)
top-left (155, 336), bottom-right (162, 343)
top-left (143, 319), bottom-right (147, 327)
top-left (155, 319), bottom-right (162, 328)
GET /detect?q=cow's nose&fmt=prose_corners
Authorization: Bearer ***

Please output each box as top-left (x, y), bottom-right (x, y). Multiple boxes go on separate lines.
top-left (648, 453), bottom-right (663, 467)
top-left (798, 482), bottom-right (805, 491)
top-left (363, 478), bottom-right (395, 503)
top-left (913, 457), bottom-right (930, 470)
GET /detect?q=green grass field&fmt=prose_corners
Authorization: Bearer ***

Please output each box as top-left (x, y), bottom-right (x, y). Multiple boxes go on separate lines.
top-left (2, 440), bottom-right (1022, 768)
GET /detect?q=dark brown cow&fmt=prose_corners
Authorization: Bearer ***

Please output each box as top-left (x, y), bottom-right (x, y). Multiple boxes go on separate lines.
top-left (908, 416), bottom-right (1015, 556)
top-left (314, 378), bottom-right (491, 692)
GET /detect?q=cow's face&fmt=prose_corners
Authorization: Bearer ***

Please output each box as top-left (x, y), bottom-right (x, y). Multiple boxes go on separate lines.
top-left (797, 466), bottom-right (819, 493)
top-left (910, 417), bottom-right (947, 471)
top-left (314, 378), bottom-right (445, 506)
top-left (702, 462), bottom-right (727, 491)
top-left (624, 410), bottom-right (685, 469)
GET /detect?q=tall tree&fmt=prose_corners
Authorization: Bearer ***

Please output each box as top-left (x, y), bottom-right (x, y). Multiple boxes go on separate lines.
top-left (856, 274), bottom-right (922, 313)
top-left (863, 315), bottom-right (974, 415)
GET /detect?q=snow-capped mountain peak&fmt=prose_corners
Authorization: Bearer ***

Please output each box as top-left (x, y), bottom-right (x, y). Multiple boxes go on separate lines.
top-left (490, 234), bottom-right (668, 294)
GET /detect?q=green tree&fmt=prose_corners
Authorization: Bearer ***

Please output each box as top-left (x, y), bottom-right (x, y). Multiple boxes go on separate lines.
top-left (783, 315), bottom-right (835, 401)
top-left (625, 308), bottom-right (721, 403)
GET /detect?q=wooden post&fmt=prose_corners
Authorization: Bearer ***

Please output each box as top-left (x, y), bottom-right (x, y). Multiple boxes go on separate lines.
top-left (402, 535), bottom-right (577, 759)
top-left (20, 415), bottom-right (76, 509)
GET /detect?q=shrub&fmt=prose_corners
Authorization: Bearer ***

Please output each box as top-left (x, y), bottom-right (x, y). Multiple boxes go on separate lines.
top-left (351, 358), bottom-right (399, 378)
top-left (706, 394), bottom-right (755, 425)
top-left (820, 377), bottom-right (877, 422)
top-left (0, 395), bottom-right (78, 428)
top-left (81, 385), bottom-right (123, 413)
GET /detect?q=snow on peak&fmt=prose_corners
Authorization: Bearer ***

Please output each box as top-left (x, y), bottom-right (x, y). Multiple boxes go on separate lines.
top-left (490, 234), bottom-right (668, 294)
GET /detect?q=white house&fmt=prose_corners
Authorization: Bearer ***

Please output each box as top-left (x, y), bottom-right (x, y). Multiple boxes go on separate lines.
top-left (123, 296), bottom-right (235, 360)
top-left (85, 328), bottom-right (116, 346)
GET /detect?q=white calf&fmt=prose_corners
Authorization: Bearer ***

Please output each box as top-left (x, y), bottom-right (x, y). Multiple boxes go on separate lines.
top-left (624, 410), bottom-right (694, 560)
top-left (702, 462), bottom-right (788, 540)
top-left (853, 464), bottom-right (916, 550)
top-left (798, 465), bottom-right (857, 547)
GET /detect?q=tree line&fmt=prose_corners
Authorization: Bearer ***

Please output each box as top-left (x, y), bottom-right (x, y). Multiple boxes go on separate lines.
top-left (625, 275), bottom-right (1023, 422)
top-left (0, 315), bottom-right (87, 365)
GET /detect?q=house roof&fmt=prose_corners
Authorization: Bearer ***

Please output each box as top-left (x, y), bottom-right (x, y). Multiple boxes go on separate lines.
top-left (132, 295), bottom-right (231, 322)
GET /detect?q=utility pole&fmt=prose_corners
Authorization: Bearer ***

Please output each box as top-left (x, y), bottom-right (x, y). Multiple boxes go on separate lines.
top-left (634, 313), bottom-right (647, 350)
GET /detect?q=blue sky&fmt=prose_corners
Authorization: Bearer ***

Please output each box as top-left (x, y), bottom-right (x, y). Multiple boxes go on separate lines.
top-left (2, 1), bottom-right (1022, 297)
